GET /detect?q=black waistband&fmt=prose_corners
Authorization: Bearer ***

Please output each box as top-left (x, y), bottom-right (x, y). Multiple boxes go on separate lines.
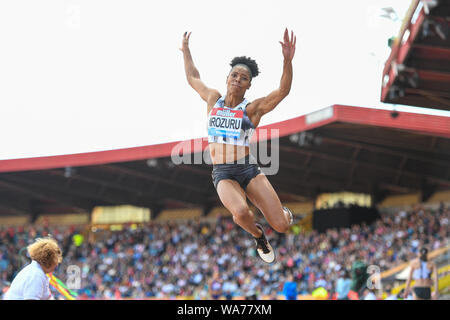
top-left (213, 154), bottom-right (258, 166)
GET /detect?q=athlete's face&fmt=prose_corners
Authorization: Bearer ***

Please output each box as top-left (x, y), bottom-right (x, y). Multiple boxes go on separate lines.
top-left (227, 66), bottom-right (251, 95)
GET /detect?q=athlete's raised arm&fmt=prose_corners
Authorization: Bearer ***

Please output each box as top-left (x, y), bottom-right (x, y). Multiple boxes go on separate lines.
top-left (248, 28), bottom-right (296, 122)
top-left (432, 262), bottom-right (439, 300)
top-left (180, 32), bottom-right (220, 103)
top-left (403, 261), bottom-right (415, 299)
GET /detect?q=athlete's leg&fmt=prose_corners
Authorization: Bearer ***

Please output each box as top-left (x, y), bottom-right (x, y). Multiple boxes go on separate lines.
top-left (216, 179), bottom-right (262, 238)
top-left (245, 174), bottom-right (291, 233)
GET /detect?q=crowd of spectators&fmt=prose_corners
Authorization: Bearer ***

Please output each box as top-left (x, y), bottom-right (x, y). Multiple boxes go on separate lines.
top-left (0, 203), bottom-right (448, 300)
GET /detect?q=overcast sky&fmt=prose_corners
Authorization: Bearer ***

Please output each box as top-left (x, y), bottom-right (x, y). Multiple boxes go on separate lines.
top-left (0, 0), bottom-right (448, 161)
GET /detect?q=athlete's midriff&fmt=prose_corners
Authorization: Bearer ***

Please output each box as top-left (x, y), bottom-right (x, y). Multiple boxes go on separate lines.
top-left (414, 278), bottom-right (433, 288)
top-left (209, 142), bottom-right (250, 164)
top-left (207, 97), bottom-right (255, 160)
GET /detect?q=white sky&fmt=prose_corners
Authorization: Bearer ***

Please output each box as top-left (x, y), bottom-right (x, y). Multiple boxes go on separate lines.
top-left (0, 0), bottom-right (448, 161)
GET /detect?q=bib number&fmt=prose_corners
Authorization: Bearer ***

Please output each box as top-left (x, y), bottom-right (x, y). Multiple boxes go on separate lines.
top-left (208, 108), bottom-right (243, 139)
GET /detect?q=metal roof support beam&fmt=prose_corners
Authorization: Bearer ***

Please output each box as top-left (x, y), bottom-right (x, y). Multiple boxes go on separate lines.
top-left (46, 168), bottom-right (166, 207)
top-left (0, 179), bottom-right (91, 213)
top-left (280, 161), bottom-right (369, 193)
top-left (103, 164), bottom-right (208, 196)
top-left (0, 204), bottom-right (29, 216)
top-left (202, 201), bottom-right (217, 217)
top-left (372, 185), bottom-right (390, 204)
top-left (1, 174), bottom-right (124, 207)
top-left (413, 89), bottom-right (450, 107)
top-left (281, 151), bottom-right (399, 192)
top-left (415, 68), bottom-right (450, 83)
top-left (394, 156), bottom-right (409, 185)
top-left (404, 88), bottom-right (450, 101)
top-left (346, 148), bottom-right (361, 189)
top-left (47, 169), bottom-right (149, 197)
top-left (267, 172), bottom-right (354, 197)
top-left (279, 145), bottom-right (450, 187)
top-left (411, 44), bottom-right (450, 61)
top-left (303, 154), bottom-right (312, 168)
top-left (0, 194), bottom-right (32, 216)
top-left (379, 183), bottom-right (414, 194)
top-left (421, 179), bottom-right (438, 202)
top-left (49, 169), bottom-right (206, 207)
top-left (318, 132), bottom-right (450, 167)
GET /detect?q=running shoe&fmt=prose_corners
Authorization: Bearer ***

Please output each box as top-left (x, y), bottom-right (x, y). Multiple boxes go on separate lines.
top-left (254, 224), bottom-right (276, 264)
top-left (284, 206), bottom-right (294, 226)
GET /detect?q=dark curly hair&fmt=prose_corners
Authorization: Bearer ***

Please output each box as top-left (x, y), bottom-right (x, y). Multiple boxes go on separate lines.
top-left (419, 247), bottom-right (428, 261)
top-left (230, 56), bottom-right (260, 78)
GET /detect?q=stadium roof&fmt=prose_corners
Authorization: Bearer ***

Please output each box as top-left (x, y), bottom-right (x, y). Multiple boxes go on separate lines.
top-left (381, 0), bottom-right (450, 110)
top-left (0, 104), bottom-right (449, 219)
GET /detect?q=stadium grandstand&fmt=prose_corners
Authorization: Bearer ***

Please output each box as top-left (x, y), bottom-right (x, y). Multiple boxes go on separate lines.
top-left (381, 0), bottom-right (450, 110)
top-left (0, 103), bottom-right (449, 300)
top-left (1, 0), bottom-right (449, 301)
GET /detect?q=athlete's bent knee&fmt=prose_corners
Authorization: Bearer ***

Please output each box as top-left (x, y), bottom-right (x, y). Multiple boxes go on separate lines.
top-left (232, 207), bottom-right (253, 225)
top-left (272, 220), bottom-right (290, 233)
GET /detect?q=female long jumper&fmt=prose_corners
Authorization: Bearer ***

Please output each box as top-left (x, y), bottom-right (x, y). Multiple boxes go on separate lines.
top-left (181, 28), bottom-right (297, 264)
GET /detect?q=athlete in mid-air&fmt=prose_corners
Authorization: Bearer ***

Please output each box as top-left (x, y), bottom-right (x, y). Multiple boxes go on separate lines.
top-left (181, 28), bottom-right (296, 264)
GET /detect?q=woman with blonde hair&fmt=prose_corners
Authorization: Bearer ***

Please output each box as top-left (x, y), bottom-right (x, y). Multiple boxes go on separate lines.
top-left (4, 236), bottom-right (62, 300)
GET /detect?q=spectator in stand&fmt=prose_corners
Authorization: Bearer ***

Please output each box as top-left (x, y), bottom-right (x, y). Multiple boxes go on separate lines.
top-left (361, 287), bottom-right (377, 300)
top-left (3, 237), bottom-right (62, 300)
top-left (384, 285), bottom-right (406, 300)
top-left (0, 204), bottom-right (447, 299)
top-left (268, 288), bottom-right (279, 300)
top-left (282, 273), bottom-right (297, 300)
top-left (335, 269), bottom-right (352, 300)
top-left (384, 284), bottom-right (397, 300)
top-left (208, 269), bottom-right (223, 300)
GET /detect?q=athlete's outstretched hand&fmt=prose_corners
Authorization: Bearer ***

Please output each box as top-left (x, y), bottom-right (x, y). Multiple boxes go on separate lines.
top-left (180, 31), bottom-right (192, 53)
top-left (279, 28), bottom-right (296, 61)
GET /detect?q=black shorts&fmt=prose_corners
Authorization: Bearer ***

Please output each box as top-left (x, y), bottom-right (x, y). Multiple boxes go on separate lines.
top-left (212, 155), bottom-right (261, 190)
top-left (413, 287), bottom-right (431, 300)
